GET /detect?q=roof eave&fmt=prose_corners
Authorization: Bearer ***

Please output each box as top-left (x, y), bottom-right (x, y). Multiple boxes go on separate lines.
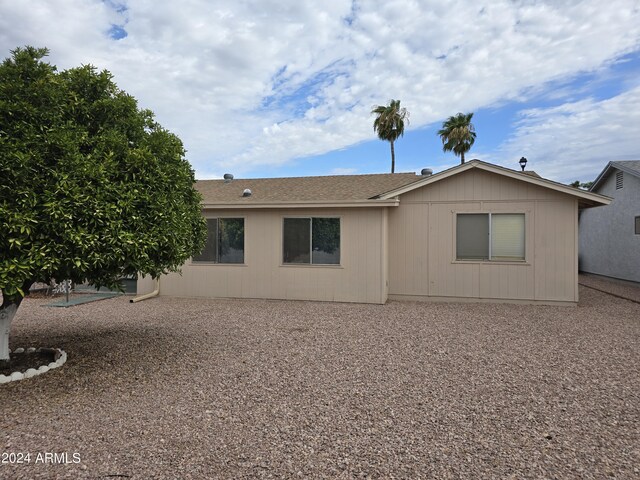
top-left (589, 161), bottom-right (614, 192)
top-left (378, 160), bottom-right (611, 207)
top-left (201, 199), bottom-right (401, 209)
top-left (590, 161), bottom-right (640, 192)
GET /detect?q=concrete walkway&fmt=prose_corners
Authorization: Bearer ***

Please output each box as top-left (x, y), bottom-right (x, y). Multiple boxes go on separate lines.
top-left (43, 292), bottom-right (120, 307)
top-left (579, 273), bottom-right (640, 304)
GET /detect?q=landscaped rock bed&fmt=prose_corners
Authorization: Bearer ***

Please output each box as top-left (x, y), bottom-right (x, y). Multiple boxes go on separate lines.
top-left (0, 347), bottom-right (66, 383)
top-left (0, 279), bottom-right (638, 478)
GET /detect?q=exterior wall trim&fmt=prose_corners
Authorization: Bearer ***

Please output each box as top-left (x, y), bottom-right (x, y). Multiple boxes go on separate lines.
top-left (202, 200), bottom-right (399, 209)
top-left (377, 160), bottom-right (611, 207)
top-left (387, 294), bottom-right (577, 307)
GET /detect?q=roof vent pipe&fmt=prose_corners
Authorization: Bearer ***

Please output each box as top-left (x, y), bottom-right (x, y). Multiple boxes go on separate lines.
top-left (223, 173), bottom-right (234, 183)
top-left (242, 189), bottom-right (252, 197)
top-left (421, 168), bottom-right (433, 176)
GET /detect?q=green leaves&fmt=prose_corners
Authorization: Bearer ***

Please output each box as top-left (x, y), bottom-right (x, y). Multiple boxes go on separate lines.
top-left (371, 99), bottom-right (409, 143)
top-left (437, 112), bottom-right (476, 164)
top-left (371, 99), bottom-right (410, 173)
top-left (0, 46), bottom-right (206, 302)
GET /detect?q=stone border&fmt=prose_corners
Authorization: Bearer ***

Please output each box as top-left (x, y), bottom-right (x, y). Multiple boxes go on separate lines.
top-left (0, 347), bottom-right (67, 384)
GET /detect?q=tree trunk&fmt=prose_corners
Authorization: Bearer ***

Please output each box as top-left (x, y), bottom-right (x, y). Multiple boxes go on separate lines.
top-left (461, 151), bottom-right (465, 164)
top-left (390, 140), bottom-right (395, 173)
top-left (0, 281), bottom-right (32, 368)
top-left (0, 303), bottom-right (18, 368)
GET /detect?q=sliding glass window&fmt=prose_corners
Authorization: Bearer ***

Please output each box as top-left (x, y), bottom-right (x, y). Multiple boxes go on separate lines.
top-left (456, 213), bottom-right (525, 261)
top-left (193, 218), bottom-right (244, 263)
top-left (283, 217), bottom-right (340, 265)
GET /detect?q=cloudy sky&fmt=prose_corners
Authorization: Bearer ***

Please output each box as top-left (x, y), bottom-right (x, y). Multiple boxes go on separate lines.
top-left (1, 0), bottom-right (639, 183)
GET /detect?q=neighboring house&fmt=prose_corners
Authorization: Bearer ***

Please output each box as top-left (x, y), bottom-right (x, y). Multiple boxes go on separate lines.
top-left (138, 160), bottom-right (609, 305)
top-left (579, 161), bottom-right (640, 283)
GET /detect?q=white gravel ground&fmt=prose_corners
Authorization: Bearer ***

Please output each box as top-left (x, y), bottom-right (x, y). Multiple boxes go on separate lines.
top-left (1, 281), bottom-right (638, 479)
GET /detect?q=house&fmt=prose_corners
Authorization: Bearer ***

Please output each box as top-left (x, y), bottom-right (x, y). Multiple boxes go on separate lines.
top-left (579, 161), bottom-right (640, 283)
top-left (137, 160), bottom-right (610, 305)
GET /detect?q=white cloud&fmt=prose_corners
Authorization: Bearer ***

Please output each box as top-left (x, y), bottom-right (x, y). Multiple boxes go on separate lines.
top-left (493, 85), bottom-right (640, 183)
top-left (1, 0), bottom-right (639, 179)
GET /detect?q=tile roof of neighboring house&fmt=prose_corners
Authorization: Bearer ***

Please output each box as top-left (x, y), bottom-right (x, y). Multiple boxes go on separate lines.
top-left (590, 160), bottom-right (640, 191)
top-left (196, 172), bottom-right (420, 204)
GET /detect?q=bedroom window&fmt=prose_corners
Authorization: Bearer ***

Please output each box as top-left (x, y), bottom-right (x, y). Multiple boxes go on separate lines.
top-left (283, 217), bottom-right (340, 265)
top-left (193, 218), bottom-right (244, 263)
top-left (456, 213), bottom-right (525, 261)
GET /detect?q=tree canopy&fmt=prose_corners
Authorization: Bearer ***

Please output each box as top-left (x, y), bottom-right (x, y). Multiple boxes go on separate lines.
top-left (437, 112), bottom-right (476, 164)
top-left (569, 180), bottom-right (593, 190)
top-left (0, 46), bottom-right (206, 362)
top-left (371, 99), bottom-right (409, 173)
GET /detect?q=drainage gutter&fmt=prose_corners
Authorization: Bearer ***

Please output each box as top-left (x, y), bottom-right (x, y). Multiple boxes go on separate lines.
top-left (130, 277), bottom-right (160, 303)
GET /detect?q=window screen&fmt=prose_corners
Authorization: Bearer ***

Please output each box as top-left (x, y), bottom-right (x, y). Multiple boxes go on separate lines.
top-left (193, 218), bottom-right (218, 262)
top-left (456, 214), bottom-right (489, 260)
top-left (283, 218), bottom-right (311, 263)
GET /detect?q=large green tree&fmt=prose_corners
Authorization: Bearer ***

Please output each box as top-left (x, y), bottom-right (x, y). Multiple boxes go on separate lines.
top-left (437, 112), bottom-right (476, 164)
top-left (0, 47), bottom-right (206, 366)
top-left (371, 99), bottom-right (409, 173)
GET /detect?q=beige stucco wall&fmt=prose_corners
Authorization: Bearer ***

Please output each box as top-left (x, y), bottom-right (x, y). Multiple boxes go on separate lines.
top-left (144, 207), bottom-right (388, 304)
top-left (388, 169), bottom-right (579, 304)
top-left (137, 275), bottom-right (157, 296)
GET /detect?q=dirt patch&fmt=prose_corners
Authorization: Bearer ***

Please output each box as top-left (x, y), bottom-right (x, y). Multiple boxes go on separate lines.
top-left (0, 349), bottom-right (56, 376)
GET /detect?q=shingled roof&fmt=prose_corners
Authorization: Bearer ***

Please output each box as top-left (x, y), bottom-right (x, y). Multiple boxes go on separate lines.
top-left (590, 160), bottom-right (640, 191)
top-left (195, 161), bottom-right (610, 209)
top-left (195, 172), bottom-right (420, 205)
top-left (614, 160), bottom-right (640, 175)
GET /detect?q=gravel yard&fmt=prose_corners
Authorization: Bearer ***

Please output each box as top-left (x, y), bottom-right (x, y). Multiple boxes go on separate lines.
top-left (1, 284), bottom-right (638, 479)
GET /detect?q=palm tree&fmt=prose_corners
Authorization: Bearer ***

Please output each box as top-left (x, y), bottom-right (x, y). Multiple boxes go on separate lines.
top-left (437, 112), bottom-right (476, 164)
top-left (371, 99), bottom-right (409, 173)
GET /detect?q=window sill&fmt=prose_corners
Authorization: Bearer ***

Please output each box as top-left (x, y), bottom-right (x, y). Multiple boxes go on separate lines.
top-left (280, 263), bottom-right (343, 269)
top-left (191, 262), bottom-right (247, 266)
top-left (452, 260), bottom-right (530, 266)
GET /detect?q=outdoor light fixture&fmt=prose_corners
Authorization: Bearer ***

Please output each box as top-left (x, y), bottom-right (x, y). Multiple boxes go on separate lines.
top-left (519, 157), bottom-right (527, 171)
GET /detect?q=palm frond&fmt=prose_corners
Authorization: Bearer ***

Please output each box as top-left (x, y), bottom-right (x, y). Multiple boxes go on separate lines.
top-left (437, 112), bottom-right (476, 163)
top-left (371, 99), bottom-right (410, 142)
top-left (371, 99), bottom-right (410, 172)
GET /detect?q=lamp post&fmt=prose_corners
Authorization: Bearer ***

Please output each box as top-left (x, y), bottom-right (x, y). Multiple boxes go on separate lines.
top-left (519, 157), bottom-right (527, 171)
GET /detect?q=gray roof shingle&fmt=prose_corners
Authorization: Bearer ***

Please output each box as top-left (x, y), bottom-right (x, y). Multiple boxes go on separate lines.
top-left (196, 173), bottom-right (421, 204)
top-left (612, 160), bottom-right (640, 176)
top-left (590, 160), bottom-right (640, 191)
